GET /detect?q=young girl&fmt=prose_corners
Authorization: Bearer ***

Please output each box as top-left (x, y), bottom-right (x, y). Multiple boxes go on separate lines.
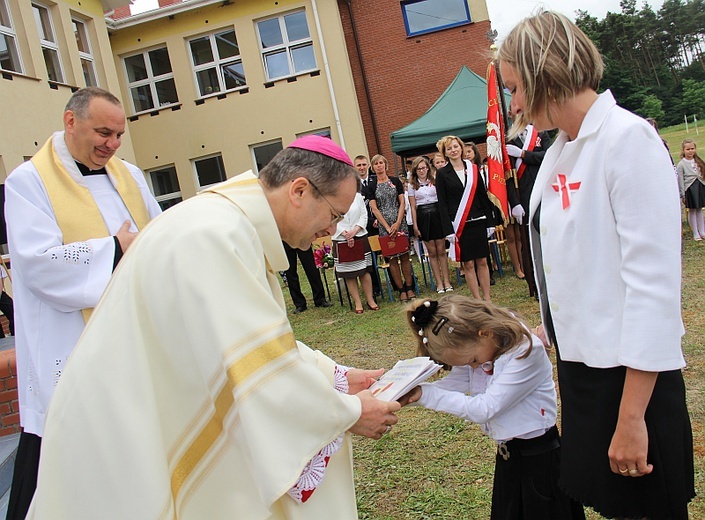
top-left (677, 138), bottom-right (705, 241)
top-left (402, 295), bottom-right (584, 519)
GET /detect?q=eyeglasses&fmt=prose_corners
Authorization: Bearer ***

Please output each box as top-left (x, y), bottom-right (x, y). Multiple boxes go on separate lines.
top-left (308, 179), bottom-right (345, 225)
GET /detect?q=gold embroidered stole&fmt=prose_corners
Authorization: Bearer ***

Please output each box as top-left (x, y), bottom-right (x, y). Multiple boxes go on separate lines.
top-left (31, 135), bottom-right (150, 322)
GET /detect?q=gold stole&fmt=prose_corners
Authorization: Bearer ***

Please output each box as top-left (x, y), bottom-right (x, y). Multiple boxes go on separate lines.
top-left (31, 135), bottom-right (151, 322)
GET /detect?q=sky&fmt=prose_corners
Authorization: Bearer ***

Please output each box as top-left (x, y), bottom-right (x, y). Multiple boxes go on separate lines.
top-left (129, 0), bottom-right (666, 40)
top-left (486, 0), bottom-right (665, 41)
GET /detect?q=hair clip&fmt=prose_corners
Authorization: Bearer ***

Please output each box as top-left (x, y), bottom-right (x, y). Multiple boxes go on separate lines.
top-left (417, 329), bottom-right (424, 336)
top-left (423, 300), bottom-right (431, 307)
top-left (422, 337), bottom-right (429, 344)
top-left (448, 326), bottom-right (454, 334)
top-left (432, 316), bottom-right (449, 336)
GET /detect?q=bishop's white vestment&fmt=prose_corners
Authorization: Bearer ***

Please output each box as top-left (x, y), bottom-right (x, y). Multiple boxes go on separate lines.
top-left (5, 131), bottom-right (161, 436)
top-left (28, 172), bottom-right (362, 519)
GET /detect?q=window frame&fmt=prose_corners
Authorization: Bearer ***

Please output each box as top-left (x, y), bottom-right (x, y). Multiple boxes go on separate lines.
top-left (123, 45), bottom-right (178, 115)
top-left (146, 164), bottom-right (182, 211)
top-left (0, 0), bottom-right (22, 73)
top-left (400, 0), bottom-right (472, 37)
top-left (192, 153), bottom-right (227, 190)
top-left (32, 2), bottom-right (64, 82)
top-left (256, 10), bottom-right (316, 82)
top-left (188, 28), bottom-right (246, 99)
top-left (250, 139), bottom-right (283, 175)
top-left (71, 17), bottom-right (97, 87)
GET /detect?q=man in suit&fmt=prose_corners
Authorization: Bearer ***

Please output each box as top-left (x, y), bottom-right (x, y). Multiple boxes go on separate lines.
top-left (354, 155), bottom-right (380, 296)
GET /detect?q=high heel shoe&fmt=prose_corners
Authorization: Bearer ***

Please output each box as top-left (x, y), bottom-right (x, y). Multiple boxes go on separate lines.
top-left (368, 303), bottom-right (380, 311)
top-left (354, 308), bottom-right (364, 314)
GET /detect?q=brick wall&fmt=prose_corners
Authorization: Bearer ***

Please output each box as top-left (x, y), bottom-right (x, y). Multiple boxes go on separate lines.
top-left (0, 349), bottom-right (19, 436)
top-left (338, 0), bottom-right (492, 162)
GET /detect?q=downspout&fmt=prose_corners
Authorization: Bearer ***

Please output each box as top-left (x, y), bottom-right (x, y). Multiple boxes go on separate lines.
top-left (310, 0), bottom-right (346, 148)
top-left (345, 0), bottom-right (382, 155)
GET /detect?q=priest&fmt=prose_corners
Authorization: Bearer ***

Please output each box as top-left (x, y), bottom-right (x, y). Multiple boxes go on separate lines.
top-left (5, 87), bottom-right (162, 519)
top-left (27, 136), bottom-right (400, 519)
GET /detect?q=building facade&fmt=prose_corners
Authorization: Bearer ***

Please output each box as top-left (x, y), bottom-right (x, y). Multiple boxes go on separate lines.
top-left (0, 0), bottom-right (134, 181)
top-left (107, 0), bottom-right (368, 208)
top-left (338, 0), bottom-right (492, 164)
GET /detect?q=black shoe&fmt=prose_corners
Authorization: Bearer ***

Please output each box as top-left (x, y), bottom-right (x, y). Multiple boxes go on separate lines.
top-left (490, 277), bottom-right (496, 286)
top-left (315, 301), bottom-right (333, 308)
top-left (293, 306), bottom-right (307, 314)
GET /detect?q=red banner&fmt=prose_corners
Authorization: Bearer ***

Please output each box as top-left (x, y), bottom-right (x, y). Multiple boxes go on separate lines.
top-left (485, 62), bottom-right (511, 224)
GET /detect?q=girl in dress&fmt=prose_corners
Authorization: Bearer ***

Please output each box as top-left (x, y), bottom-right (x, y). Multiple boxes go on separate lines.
top-left (408, 156), bottom-right (453, 293)
top-left (368, 154), bottom-right (416, 301)
top-left (677, 138), bottom-right (705, 241)
top-left (402, 295), bottom-right (584, 520)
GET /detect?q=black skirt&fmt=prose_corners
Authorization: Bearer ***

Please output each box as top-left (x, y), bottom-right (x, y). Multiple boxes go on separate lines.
top-left (458, 219), bottom-right (490, 262)
top-left (415, 203), bottom-right (446, 241)
top-left (555, 356), bottom-right (695, 519)
top-left (684, 180), bottom-right (705, 209)
top-left (491, 425), bottom-right (585, 519)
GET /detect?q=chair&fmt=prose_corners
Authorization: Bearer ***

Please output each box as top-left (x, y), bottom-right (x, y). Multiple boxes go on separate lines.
top-left (415, 238), bottom-right (434, 291)
top-left (367, 235), bottom-right (395, 302)
top-left (312, 236), bottom-right (352, 308)
top-left (487, 225), bottom-right (507, 277)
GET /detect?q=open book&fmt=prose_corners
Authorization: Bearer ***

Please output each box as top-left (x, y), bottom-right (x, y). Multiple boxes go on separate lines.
top-left (368, 357), bottom-right (442, 402)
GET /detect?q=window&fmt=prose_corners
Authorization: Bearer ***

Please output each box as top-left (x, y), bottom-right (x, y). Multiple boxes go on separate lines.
top-left (32, 3), bottom-right (63, 82)
top-left (401, 0), bottom-right (471, 36)
top-left (124, 47), bottom-right (178, 113)
top-left (257, 11), bottom-right (316, 81)
top-left (193, 154), bottom-right (226, 189)
top-left (189, 28), bottom-right (246, 97)
top-left (72, 18), bottom-right (97, 87)
top-left (251, 140), bottom-right (282, 174)
top-left (147, 165), bottom-right (182, 211)
top-left (0, 0), bottom-right (21, 73)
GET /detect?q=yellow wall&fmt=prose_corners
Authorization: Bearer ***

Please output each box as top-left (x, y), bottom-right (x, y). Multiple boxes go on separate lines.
top-left (0, 0), bottom-right (136, 180)
top-left (108, 0), bottom-right (367, 199)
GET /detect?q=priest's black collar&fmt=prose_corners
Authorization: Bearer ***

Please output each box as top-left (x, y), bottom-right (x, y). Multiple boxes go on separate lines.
top-left (75, 161), bottom-right (107, 176)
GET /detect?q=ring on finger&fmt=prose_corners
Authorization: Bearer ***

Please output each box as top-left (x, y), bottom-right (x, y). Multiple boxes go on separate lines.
top-left (629, 469), bottom-right (638, 475)
top-left (618, 468), bottom-right (628, 474)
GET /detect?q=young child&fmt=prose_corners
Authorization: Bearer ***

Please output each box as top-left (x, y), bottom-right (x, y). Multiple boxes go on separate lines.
top-left (402, 295), bottom-right (584, 519)
top-left (677, 138), bottom-right (705, 241)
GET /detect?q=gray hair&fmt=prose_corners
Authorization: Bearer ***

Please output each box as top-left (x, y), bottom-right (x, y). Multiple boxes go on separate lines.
top-left (259, 147), bottom-right (359, 196)
top-left (65, 87), bottom-right (121, 119)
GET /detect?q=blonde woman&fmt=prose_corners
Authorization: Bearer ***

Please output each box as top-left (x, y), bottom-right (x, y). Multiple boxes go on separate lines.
top-left (500, 10), bottom-right (693, 519)
top-left (435, 136), bottom-right (495, 301)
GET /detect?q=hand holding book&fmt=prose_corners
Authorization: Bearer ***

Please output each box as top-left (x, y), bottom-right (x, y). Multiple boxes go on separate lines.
top-left (368, 357), bottom-right (442, 402)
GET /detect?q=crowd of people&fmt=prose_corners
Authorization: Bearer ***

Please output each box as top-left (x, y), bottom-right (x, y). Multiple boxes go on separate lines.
top-left (0, 8), bottom-right (697, 520)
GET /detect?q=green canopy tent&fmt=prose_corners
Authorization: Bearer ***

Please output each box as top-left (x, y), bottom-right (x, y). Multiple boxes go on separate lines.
top-left (390, 65), bottom-right (509, 157)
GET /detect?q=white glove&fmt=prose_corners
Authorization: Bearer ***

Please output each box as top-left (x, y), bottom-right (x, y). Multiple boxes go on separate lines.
top-left (486, 227), bottom-right (495, 239)
top-left (505, 144), bottom-right (522, 158)
top-left (511, 205), bottom-right (525, 225)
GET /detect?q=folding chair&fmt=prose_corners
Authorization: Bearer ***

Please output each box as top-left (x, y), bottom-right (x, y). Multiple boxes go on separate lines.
top-left (487, 226), bottom-right (506, 277)
top-left (312, 236), bottom-right (352, 308)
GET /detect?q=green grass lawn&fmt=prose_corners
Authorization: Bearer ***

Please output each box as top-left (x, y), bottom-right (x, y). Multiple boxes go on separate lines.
top-left (288, 185), bottom-right (705, 518)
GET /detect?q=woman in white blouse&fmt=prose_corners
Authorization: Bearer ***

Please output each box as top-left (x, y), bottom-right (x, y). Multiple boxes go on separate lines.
top-left (408, 156), bottom-right (453, 293)
top-left (332, 192), bottom-right (379, 314)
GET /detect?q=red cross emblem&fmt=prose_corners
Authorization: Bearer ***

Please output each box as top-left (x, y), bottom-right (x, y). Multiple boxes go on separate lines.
top-left (551, 173), bottom-right (581, 209)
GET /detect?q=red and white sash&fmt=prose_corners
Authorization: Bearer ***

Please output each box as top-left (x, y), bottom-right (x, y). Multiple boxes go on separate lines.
top-left (514, 125), bottom-right (539, 180)
top-left (449, 161), bottom-right (479, 262)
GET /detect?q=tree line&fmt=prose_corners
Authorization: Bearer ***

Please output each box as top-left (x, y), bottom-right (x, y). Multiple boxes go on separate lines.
top-left (575, 0), bottom-right (705, 127)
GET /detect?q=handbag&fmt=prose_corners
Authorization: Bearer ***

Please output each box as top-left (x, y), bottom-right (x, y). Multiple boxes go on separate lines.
top-left (379, 234), bottom-right (409, 257)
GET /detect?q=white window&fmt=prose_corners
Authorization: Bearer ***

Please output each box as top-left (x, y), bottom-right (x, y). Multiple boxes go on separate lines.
top-left (0, 0), bottom-right (21, 73)
top-left (251, 140), bottom-right (282, 174)
top-left (72, 18), bottom-right (97, 87)
top-left (189, 28), bottom-right (246, 97)
top-left (257, 11), bottom-right (316, 81)
top-left (124, 47), bottom-right (178, 113)
top-left (147, 165), bottom-right (182, 211)
top-left (193, 154), bottom-right (226, 189)
top-left (32, 3), bottom-right (63, 82)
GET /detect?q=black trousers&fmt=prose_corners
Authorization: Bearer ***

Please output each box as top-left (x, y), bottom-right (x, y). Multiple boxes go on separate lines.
top-left (0, 291), bottom-right (14, 337)
top-left (6, 431), bottom-right (41, 520)
top-left (283, 243), bottom-right (326, 309)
